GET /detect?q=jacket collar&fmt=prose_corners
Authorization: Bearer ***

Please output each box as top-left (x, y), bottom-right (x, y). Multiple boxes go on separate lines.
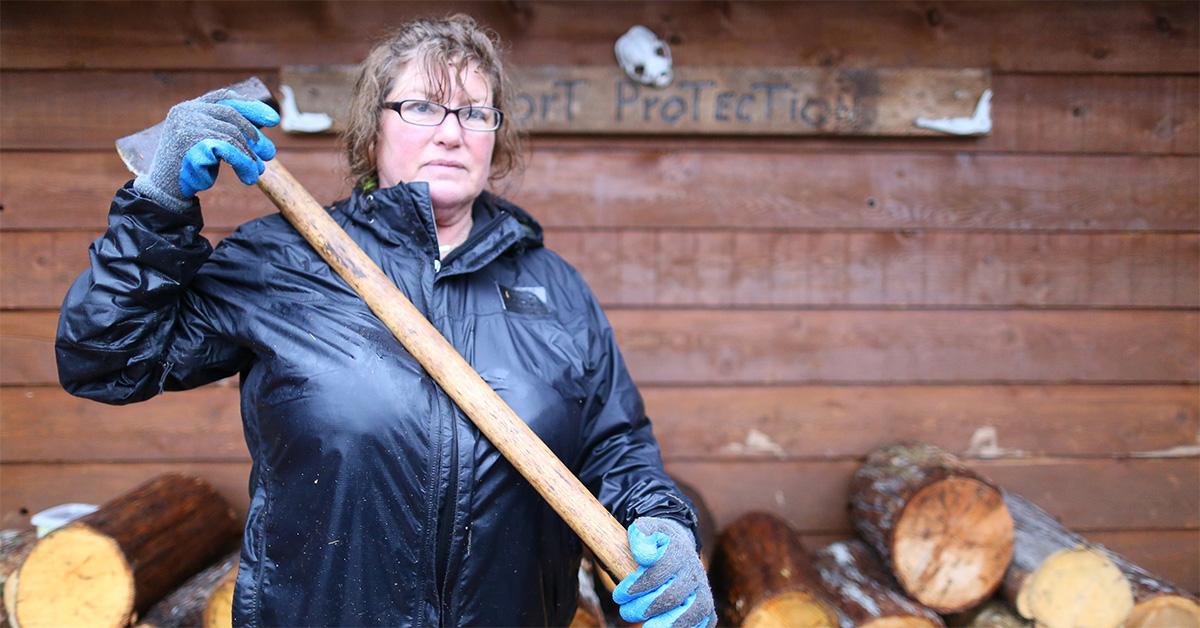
top-left (342, 181), bottom-right (543, 277)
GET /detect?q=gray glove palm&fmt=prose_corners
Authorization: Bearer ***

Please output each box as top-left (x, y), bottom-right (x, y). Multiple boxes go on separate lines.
top-left (133, 88), bottom-right (279, 211)
top-left (613, 516), bottom-right (716, 628)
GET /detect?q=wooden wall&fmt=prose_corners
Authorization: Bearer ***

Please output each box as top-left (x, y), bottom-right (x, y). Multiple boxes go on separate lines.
top-left (1, 1), bottom-right (1197, 592)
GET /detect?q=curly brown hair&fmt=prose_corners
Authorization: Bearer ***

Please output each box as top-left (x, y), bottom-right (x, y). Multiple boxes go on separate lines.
top-left (342, 14), bottom-right (523, 190)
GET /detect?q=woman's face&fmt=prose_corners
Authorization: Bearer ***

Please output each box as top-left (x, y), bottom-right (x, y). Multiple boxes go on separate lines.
top-left (375, 62), bottom-right (496, 217)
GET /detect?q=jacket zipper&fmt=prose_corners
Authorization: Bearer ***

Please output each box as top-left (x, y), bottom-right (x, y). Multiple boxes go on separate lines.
top-left (438, 210), bottom-right (509, 273)
top-left (428, 205), bottom-right (513, 626)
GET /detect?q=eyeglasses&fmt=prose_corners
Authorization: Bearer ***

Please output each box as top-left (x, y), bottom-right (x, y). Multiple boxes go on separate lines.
top-left (381, 100), bottom-right (504, 132)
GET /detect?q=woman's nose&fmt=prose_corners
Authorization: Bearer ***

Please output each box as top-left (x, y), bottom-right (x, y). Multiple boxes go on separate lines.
top-left (432, 113), bottom-right (465, 145)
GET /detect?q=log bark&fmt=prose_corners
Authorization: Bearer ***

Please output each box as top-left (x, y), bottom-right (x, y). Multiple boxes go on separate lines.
top-left (812, 539), bottom-right (944, 628)
top-left (710, 512), bottom-right (842, 627)
top-left (136, 550), bottom-right (238, 628)
top-left (7, 474), bottom-right (240, 628)
top-left (569, 557), bottom-right (605, 628)
top-left (848, 442), bottom-right (1013, 612)
top-left (1003, 492), bottom-right (1197, 628)
top-left (0, 530), bottom-right (36, 628)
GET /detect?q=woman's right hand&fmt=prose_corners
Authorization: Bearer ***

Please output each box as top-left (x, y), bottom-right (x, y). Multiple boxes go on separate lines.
top-left (133, 88), bottom-right (280, 211)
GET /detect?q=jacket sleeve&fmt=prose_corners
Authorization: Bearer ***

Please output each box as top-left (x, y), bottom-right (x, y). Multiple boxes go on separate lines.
top-left (56, 181), bottom-right (251, 404)
top-left (573, 282), bottom-right (701, 543)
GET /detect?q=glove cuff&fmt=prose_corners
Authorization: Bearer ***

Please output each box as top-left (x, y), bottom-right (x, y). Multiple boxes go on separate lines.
top-left (133, 174), bottom-right (194, 212)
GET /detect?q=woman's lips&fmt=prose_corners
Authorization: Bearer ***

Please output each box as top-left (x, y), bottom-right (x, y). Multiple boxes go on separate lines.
top-left (426, 160), bottom-right (465, 169)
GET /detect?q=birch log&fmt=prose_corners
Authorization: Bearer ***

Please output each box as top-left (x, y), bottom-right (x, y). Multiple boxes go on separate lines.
top-left (1004, 492), bottom-right (1196, 628)
top-left (812, 539), bottom-right (944, 628)
top-left (848, 443), bottom-right (1013, 612)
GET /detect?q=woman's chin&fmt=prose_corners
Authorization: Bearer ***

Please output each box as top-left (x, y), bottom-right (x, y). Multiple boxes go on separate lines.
top-left (428, 182), bottom-right (478, 212)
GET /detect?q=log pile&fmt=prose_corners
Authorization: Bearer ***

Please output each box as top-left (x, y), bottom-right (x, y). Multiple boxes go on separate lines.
top-left (3, 474), bottom-right (240, 628)
top-left (3, 443), bottom-right (1194, 628)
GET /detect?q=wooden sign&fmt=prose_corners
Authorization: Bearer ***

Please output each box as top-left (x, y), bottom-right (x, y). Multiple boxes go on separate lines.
top-left (279, 65), bottom-right (991, 137)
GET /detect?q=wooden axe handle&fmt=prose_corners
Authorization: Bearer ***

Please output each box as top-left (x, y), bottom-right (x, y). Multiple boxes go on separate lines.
top-left (256, 160), bottom-right (639, 580)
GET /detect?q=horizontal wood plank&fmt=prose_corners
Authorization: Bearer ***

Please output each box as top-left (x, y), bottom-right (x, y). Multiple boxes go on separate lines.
top-left (665, 458), bottom-right (1200, 531)
top-left (3, 384), bottom-right (1196, 463)
top-left (2, 1), bottom-right (1194, 73)
top-left (648, 385), bottom-right (1200, 461)
top-left (5, 309), bottom-right (1197, 386)
top-left (4, 150), bottom-right (1197, 232)
top-left (2, 72), bottom-right (1195, 154)
top-left (547, 231), bottom-right (1200, 308)
top-left (6, 230), bottom-right (1196, 309)
top-left (606, 310), bottom-right (1199, 385)
top-left (2, 459), bottom-right (1194, 533)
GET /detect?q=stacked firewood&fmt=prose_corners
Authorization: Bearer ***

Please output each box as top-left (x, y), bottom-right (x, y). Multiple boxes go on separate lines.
top-left (690, 443), bottom-right (1199, 628)
top-left (3, 447), bottom-right (1198, 628)
top-left (1, 474), bottom-right (241, 628)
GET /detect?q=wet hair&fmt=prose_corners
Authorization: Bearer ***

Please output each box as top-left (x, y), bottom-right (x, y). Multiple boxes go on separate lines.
top-left (342, 14), bottom-right (523, 189)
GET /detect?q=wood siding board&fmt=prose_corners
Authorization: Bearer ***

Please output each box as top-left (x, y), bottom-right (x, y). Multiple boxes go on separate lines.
top-left (2, 2), bottom-right (1195, 73)
top-left (7, 309), bottom-right (1197, 385)
top-left (5, 384), bottom-right (1196, 463)
top-left (2, 72), bottom-right (1197, 154)
top-left (6, 459), bottom-right (1192, 534)
top-left (6, 151), bottom-right (1197, 232)
top-left (663, 459), bottom-right (1200, 531)
top-left (608, 310), bottom-right (1200, 384)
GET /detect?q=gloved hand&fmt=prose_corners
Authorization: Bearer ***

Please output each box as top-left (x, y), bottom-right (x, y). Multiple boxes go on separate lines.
top-left (133, 88), bottom-right (280, 211)
top-left (613, 516), bottom-right (716, 628)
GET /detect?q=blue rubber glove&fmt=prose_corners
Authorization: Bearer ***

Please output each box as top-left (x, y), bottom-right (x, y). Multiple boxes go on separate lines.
top-left (613, 517), bottom-right (716, 628)
top-left (133, 88), bottom-right (280, 211)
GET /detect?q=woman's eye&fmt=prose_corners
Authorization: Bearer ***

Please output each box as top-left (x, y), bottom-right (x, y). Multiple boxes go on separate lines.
top-left (413, 102), bottom-right (433, 112)
top-left (465, 108), bottom-right (488, 121)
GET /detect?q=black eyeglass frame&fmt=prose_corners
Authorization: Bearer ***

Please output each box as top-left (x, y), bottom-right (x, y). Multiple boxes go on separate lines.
top-left (381, 99), bottom-right (504, 132)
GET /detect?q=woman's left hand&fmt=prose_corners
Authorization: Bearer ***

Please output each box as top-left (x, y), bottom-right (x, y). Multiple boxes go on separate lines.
top-left (612, 517), bottom-right (717, 628)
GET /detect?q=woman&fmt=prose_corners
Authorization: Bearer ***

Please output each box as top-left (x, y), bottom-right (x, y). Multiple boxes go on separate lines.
top-left (57, 14), bottom-right (715, 628)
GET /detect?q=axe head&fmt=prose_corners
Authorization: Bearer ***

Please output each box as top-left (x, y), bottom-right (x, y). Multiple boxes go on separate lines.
top-left (115, 76), bottom-right (276, 177)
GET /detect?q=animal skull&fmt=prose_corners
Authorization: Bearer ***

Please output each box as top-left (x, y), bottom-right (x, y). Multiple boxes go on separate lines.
top-left (614, 25), bottom-right (673, 88)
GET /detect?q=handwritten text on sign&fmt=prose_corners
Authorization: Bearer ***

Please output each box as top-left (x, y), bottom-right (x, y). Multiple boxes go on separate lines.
top-left (280, 65), bottom-right (990, 136)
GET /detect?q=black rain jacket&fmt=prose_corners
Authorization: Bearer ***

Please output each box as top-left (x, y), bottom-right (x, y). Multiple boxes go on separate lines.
top-left (56, 181), bottom-right (698, 627)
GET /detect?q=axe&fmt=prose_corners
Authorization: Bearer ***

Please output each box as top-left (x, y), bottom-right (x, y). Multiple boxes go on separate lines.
top-left (116, 77), bottom-right (639, 581)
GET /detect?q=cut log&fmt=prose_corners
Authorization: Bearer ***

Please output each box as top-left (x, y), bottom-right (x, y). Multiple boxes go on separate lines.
top-left (848, 442), bottom-right (1013, 612)
top-left (7, 474), bottom-right (240, 628)
top-left (0, 530), bottom-right (37, 628)
top-left (945, 599), bottom-right (1031, 627)
top-left (136, 550), bottom-right (238, 628)
top-left (202, 568), bottom-right (236, 628)
top-left (1093, 532), bottom-right (1200, 627)
top-left (1003, 492), bottom-right (1196, 628)
top-left (812, 539), bottom-right (944, 628)
top-left (710, 512), bottom-right (842, 627)
top-left (1002, 492), bottom-right (1132, 627)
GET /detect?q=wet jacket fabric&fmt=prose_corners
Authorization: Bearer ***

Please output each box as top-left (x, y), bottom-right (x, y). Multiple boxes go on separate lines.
top-left (56, 181), bottom-right (699, 627)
